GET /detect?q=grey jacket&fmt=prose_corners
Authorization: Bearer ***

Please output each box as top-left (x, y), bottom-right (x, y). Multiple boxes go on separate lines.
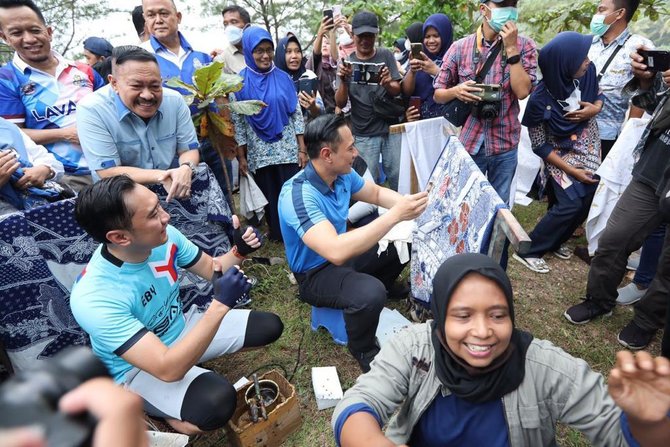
top-left (332, 323), bottom-right (629, 446)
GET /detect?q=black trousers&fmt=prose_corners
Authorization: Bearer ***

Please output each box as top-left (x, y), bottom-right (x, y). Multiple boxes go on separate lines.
top-left (254, 163), bottom-right (300, 242)
top-left (296, 244), bottom-right (406, 353)
top-left (587, 180), bottom-right (668, 333)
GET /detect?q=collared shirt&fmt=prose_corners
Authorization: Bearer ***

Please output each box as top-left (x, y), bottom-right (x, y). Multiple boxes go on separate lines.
top-left (70, 225), bottom-right (201, 383)
top-left (76, 84), bottom-right (199, 180)
top-left (278, 162), bottom-right (365, 273)
top-left (230, 92), bottom-right (304, 172)
top-left (588, 29), bottom-right (654, 140)
top-left (0, 52), bottom-right (104, 174)
top-left (142, 32), bottom-right (212, 93)
top-left (434, 29), bottom-right (537, 156)
top-left (220, 39), bottom-right (246, 74)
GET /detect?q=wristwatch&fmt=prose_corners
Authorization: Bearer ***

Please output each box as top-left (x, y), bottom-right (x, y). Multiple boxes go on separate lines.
top-left (507, 54), bottom-right (521, 65)
top-left (180, 161), bottom-right (197, 176)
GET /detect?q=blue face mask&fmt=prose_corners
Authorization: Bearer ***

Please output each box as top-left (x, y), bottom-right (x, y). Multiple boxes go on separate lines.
top-left (485, 6), bottom-right (519, 33)
top-left (225, 25), bottom-right (244, 45)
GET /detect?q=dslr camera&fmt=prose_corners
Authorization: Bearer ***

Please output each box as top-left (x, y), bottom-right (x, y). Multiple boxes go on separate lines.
top-left (0, 347), bottom-right (110, 447)
top-left (351, 61), bottom-right (385, 85)
top-left (471, 83), bottom-right (502, 121)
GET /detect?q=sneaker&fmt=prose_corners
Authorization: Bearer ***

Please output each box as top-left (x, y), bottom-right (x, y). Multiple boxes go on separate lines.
top-left (617, 321), bottom-right (655, 350)
top-left (626, 251), bottom-right (641, 271)
top-left (553, 245), bottom-right (573, 260)
top-left (348, 343), bottom-right (381, 373)
top-left (512, 253), bottom-right (550, 273)
top-left (616, 283), bottom-right (647, 306)
top-left (564, 299), bottom-right (612, 324)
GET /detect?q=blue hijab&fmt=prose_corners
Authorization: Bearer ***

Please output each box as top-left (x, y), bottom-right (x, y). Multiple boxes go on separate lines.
top-left (236, 26), bottom-right (298, 143)
top-left (522, 32), bottom-right (600, 138)
top-left (415, 14), bottom-right (453, 116)
top-left (275, 35), bottom-right (307, 82)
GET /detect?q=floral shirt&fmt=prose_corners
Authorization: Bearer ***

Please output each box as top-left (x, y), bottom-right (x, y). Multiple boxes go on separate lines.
top-left (230, 92), bottom-right (305, 173)
top-left (529, 118), bottom-right (601, 198)
top-left (588, 29), bottom-right (654, 140)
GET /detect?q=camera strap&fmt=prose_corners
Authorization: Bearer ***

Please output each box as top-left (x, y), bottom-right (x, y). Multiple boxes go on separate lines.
top-left (596, 34), bottom-right (631, 82)
top-left (474, 39), bottom-right (503, 84)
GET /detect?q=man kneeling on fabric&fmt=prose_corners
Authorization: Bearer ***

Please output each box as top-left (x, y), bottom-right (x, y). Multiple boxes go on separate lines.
top-left (69, 175), bottom-right (283, 434)
top-left (279, 114), bottom-right (428, 372)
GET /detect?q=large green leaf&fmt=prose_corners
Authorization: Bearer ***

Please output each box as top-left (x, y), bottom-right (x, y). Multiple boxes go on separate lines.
top-left (192, 60), bottom-right (225, 96)
top-left (225, 100), bottom-right (267, 116)
top-left (165, 77), bottom-right (198, 95)
top-left (208, 72), bottom-right (245, 98)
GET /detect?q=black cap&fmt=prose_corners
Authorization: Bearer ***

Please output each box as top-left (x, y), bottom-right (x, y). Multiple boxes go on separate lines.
top-left (352, 11), bottom-right (379, 35)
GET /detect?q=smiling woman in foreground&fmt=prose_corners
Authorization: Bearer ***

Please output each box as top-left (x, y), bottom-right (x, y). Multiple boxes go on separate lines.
top-left (332, 253), bottom-right (670, 447)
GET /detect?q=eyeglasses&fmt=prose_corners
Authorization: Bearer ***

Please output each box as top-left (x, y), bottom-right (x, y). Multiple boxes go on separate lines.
top-left (253, 47), bottom-right (274, 56)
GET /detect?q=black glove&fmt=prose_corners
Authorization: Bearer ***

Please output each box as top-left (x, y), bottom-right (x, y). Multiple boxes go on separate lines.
top-left (212, 267), bottom-right (252, 308)
top-left (233, 226), bottom-right (263, 256)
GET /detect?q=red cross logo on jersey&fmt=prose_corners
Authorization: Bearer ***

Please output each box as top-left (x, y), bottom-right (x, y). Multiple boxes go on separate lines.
top-left (149, 243), bottom-right (178, 285)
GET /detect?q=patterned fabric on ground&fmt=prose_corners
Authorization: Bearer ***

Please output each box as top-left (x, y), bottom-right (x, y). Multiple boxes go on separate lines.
top-left (0, 166), bottom-right (232, 370)
top-left (411, 136), bottom-right (506, 306)
top-left (586, 117), bottom-right (650, 255)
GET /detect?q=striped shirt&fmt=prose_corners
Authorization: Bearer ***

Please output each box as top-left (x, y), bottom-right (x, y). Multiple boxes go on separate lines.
top-left (278, 162), bottom-right (365, 273)
top-left (434, 29), bottom-right (537, 156)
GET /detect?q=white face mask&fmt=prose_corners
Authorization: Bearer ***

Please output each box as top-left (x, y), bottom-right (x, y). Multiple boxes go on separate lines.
top-left (338, 33), bottom-right (353, 46)
top-left (225, 25), bottom-right (243, 45)
top-left (560, 80), bottom-right (582, 112)
top-left (394, 52), bottom-right (404, 61)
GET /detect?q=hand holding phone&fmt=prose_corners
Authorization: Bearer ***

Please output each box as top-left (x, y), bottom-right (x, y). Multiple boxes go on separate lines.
top-left (323, 8), bottom-right (333, 23)
top-left (639, 49), bottom-right (670, 72)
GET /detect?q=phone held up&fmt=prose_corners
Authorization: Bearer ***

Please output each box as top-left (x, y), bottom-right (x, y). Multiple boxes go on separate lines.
top-left (323, 8), bottom-right (333, 23)
top-left (411, 43), bottom-right (423, 59)
top-left (639, 49), bottom-right (670, 72)
top-left (409, 96), bottom-right (422, 118)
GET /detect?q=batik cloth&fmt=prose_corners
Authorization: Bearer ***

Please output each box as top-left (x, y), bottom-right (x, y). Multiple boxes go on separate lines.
top-left (411, 136), bottom-right (506, 306)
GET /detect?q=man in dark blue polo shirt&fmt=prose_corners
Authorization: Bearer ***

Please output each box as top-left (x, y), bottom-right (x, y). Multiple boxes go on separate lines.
top-left (278, 114), bottom-right (428, 372)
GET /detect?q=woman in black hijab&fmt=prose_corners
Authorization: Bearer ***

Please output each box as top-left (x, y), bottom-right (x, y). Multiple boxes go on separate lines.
top-left (333, 253), bottom-right (670, 447)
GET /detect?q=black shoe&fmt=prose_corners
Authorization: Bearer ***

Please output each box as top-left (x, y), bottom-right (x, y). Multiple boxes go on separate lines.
top-left (348, 344), bottom-right (380, 373)
top-left (617, 321), bottom-right (655, 350)
top-left (387, 281), bottom-right (410, 300)
top-left (564, 299), bottom-right (612, 325)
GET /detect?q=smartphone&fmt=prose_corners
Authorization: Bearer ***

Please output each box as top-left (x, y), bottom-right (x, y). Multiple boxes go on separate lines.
top-left (296, 78), bottom-right (318, 95)
top-left (323, 8), bottom-right (333, 23)
top-left (639, 49), bottom-right (670, 72)
top-left (411, 43), bottom-right (423, 59)
top-left (341, 58), bottom-right (351, 67)
top-left (332, 4), bottom-right (342, 17)
top-left (409, 96), bottom-right (422, 118)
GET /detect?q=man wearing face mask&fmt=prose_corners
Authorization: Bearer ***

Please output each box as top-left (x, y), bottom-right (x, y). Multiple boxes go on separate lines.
top-left (434, 0), bottom-right (536, 205)
top-left (219, 5), bottom-right (251, 75)
top-left (588, 0), bottom-right (653, 161)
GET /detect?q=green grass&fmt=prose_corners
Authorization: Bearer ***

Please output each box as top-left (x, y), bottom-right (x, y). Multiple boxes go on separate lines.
top-left (193, 200), bottom-right (661, 446)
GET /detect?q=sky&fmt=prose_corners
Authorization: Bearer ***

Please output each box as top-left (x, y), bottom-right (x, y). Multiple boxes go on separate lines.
top-left (73, 0), bottom-right (224, 56)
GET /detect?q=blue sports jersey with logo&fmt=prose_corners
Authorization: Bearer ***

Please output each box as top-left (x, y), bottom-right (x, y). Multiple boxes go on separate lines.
top-left (70, 225), bottom-right (201, 382)
top-left (0, 53), bottom-right (104, 174)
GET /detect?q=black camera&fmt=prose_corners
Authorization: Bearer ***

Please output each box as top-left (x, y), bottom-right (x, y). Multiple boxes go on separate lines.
top-left (0, 347), bottom-right (110, 447)
top-left (351, 61), bottom-right (385, 85)
top-left (471, 83), bottom-right (502, 121)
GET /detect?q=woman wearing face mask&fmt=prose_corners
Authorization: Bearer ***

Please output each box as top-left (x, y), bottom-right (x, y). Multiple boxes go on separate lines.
top-left (513, 32), bottom-right (604, 274)
top-left (402, 14), bottom-right (453, 121)
top-left (275, 35), bottom-right (324, 120)
top-left (333, 253), bottom-right (670, 447)
top-left (231, 27), bottom-right (307, 242)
